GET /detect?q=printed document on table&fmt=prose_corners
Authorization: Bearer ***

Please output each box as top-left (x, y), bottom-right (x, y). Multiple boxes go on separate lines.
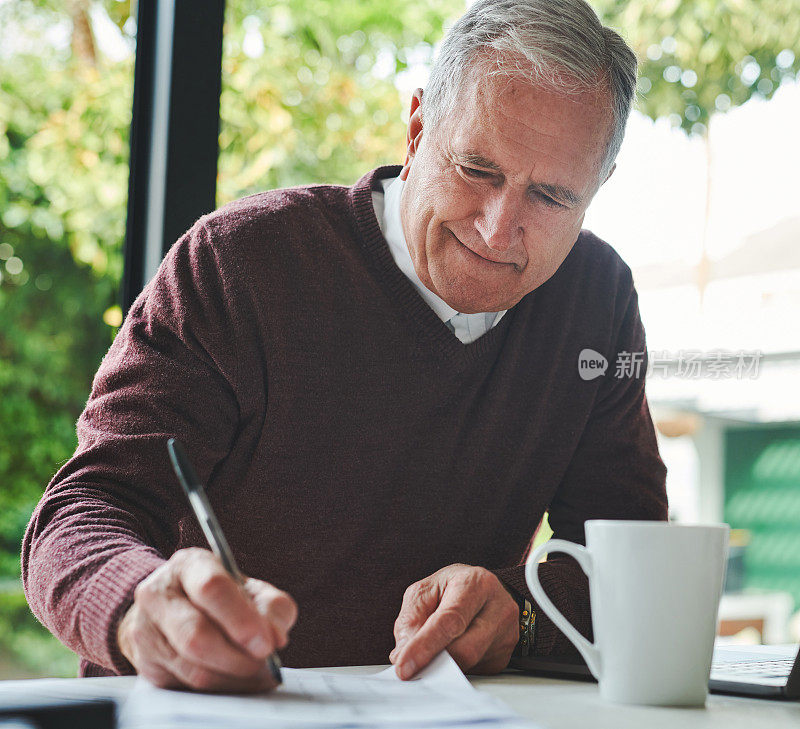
top-left (119, 650), bottom-right (538, 729)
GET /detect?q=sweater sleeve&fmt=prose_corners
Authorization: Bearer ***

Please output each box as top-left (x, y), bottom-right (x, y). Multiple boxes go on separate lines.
top-left (493, 269), bottom-right (668, 657)
top-left (21, 222), bottom-right (246, 674)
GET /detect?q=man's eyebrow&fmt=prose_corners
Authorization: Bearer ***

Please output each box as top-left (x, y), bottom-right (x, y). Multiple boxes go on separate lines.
top-left (455, 151), bottom-right (582, 207)
top-left (456, 152), bottom-right (502, 171)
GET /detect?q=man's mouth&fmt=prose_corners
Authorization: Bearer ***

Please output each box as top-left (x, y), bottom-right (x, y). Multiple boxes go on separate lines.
top-left (448, 229), bottom-right (520, 269)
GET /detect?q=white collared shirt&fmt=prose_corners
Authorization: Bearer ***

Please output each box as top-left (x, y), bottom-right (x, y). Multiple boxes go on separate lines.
top-left (372, 176), bottom-right (506, 344)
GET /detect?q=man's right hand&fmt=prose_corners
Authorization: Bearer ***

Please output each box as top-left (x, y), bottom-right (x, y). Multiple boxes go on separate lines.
top-left (117, 547), bottom-right (297, 692)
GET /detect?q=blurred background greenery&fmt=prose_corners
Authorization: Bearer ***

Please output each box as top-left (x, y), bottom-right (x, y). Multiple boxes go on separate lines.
top-left (0, 0), bottom-right (798, 677)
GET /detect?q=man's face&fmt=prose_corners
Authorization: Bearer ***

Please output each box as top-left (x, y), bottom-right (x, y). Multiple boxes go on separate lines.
top-left (399, 69), bottom-right (615, 313)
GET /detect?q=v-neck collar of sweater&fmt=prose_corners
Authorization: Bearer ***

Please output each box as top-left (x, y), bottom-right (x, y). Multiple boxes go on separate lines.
top-left (348, 165), bottom-right (516, 364)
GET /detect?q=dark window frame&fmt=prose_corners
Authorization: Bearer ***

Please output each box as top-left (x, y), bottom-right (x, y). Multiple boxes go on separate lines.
top-left (122, 0), bottom-right (226, 314)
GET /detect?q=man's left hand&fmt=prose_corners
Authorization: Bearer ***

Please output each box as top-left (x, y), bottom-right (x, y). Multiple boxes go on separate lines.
top-left (390, 564), bottom-right (519, 679)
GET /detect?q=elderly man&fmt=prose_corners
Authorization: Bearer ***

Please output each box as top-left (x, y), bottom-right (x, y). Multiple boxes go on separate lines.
top-left (23, 0), bottom-right (666, 692)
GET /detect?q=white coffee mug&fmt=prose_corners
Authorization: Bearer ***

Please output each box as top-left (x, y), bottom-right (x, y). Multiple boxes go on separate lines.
top-left (525, 520), bottom-right (729, 706)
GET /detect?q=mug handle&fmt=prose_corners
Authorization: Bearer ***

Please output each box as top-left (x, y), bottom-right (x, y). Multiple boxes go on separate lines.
top-left (525, 539), bottom-right (602, 680)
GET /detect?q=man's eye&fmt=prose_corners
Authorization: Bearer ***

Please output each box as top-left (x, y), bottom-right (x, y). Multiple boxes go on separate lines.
top-left (536, 192), bottom-right (564, 209)
top-left (460, 166), bottom-right (493, 179)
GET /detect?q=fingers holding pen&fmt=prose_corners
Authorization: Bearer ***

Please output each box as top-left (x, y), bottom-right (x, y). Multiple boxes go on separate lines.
top-left (143, 585), bottom-right (266, 679)
top-left (176, 549), bottom-right (284, 659)
top-left (156, 635), bottom-right (278, 694)
top-left (131, 551), bottom-right (268, 680)
top-left (243, 577), bottom-right (299, 648)
top-left (129, 613), bottom-right (276, 693)
top-left (119, 548), bottom-right (297, 692)
top-left (163, 440), bottom-right (297, 684)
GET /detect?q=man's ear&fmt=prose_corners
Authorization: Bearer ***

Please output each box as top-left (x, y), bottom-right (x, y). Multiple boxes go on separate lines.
top-left (400, 88), bottom-right (424, 181)
top-left (602, 162), bottom-right (616, 185)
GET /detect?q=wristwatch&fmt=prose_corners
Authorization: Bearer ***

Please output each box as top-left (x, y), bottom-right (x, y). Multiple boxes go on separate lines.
top-left (512, 597), bottom-right (536, 657)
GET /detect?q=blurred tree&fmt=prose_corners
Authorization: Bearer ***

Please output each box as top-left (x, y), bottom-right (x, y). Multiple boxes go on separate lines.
top-left (0, 0), bottom-right (462, 580)
top-left (0, 0), bottom-right (134, 677)
top-left (0, 3), bottom-right (132, 583)
top-left (595, 0), bottom-right (800, 133)
top-left (217, 0), bottom-right (462, 201)
top-left (595, 0), bottom-right (800, 300)
top-left (0, 0), bottom-right (460, 676)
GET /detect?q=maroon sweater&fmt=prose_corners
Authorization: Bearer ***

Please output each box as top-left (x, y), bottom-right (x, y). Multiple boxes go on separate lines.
top-left (22, 166), bottom-right (667, 677)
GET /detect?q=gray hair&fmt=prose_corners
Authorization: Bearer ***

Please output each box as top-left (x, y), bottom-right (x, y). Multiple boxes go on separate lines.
top-left (422, 0), bottom-right (638, 180)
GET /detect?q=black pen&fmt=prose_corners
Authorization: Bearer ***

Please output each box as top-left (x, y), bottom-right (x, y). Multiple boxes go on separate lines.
top-left (167, 437), bottom-right (283, 685)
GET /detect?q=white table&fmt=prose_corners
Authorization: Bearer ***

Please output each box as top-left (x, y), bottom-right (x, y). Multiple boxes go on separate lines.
top-left (1, 666), bottom-right (798, 728)
top-left (476, 670), bottom-right (800, 728)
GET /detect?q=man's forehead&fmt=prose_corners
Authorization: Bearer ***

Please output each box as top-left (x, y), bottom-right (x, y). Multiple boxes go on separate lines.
top-left (440, 73), bottom-right (612, 195)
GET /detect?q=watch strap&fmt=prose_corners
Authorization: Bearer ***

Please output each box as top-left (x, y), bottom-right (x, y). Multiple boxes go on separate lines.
top-left (512, 597), bottom-right (535, 657)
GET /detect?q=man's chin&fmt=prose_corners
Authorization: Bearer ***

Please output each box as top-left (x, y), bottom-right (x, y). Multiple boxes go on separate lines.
top-left (427, 243), bottom-right (525, 312)
top-left (432, 286), bottom-right (513, 314)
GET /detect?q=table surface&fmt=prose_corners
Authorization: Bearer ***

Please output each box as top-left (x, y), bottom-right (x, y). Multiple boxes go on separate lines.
top-left (1, 665), bottom-right (798, 729)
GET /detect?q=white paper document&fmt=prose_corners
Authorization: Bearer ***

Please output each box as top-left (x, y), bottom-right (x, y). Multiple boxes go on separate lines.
top-left (119, 651), bottom-right (537, 729)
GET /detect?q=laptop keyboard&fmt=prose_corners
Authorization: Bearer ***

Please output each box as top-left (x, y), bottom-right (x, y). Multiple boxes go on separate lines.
top-left (712, 659), bottom-right (794, 678)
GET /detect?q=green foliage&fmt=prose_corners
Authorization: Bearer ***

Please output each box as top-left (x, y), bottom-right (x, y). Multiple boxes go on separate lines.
top-left (595, 0), bottom-right (800, 134)
top-left (1, 0), bottom-right (795, 679)
top-left (0, 587), bottom-right (78, 678)
top-left (217, 0), bottom-right (462, 201)
top-left (0, 0), bottom-right (461, 677)
top-left (0, 26), bottom-right (131, 586)
top-left (0, 0), bottom-right (461, 574)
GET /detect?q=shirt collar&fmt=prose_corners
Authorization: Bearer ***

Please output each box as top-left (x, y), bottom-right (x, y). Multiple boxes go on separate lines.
top-left (372, 175), bottom-right (507, 334)
top-left (380, 175), bottom-right (460, 323)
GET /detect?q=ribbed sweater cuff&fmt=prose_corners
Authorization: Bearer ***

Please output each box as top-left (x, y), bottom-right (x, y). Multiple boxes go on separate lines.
top-left (492, 563), bottom-right (590, 658)
top-left (77, 548), bottom-right (166, 674)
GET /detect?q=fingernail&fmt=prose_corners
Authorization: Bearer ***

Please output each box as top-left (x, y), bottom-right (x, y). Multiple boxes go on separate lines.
top-left (270, 610), bottom-right (292, 634)
top-left (247, 635), bottom-right (270, 658)
top-left (271, 598), bottom-right (298, 633)
top-left (399, 658), bottom-right (417, 680)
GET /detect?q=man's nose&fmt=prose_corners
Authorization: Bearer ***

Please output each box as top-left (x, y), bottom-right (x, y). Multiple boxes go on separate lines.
top-left (473, 190), bottom-right (524, 252)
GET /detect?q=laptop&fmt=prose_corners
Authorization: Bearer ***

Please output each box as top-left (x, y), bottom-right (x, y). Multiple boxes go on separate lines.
top-left (709, 643), bottom-right (800, 698)
top-left (510, 643), bottom-right (800, 699)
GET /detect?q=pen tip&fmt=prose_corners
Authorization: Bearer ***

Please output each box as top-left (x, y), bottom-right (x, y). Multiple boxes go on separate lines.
top-left (268, 655), bottom-right (283, 685)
